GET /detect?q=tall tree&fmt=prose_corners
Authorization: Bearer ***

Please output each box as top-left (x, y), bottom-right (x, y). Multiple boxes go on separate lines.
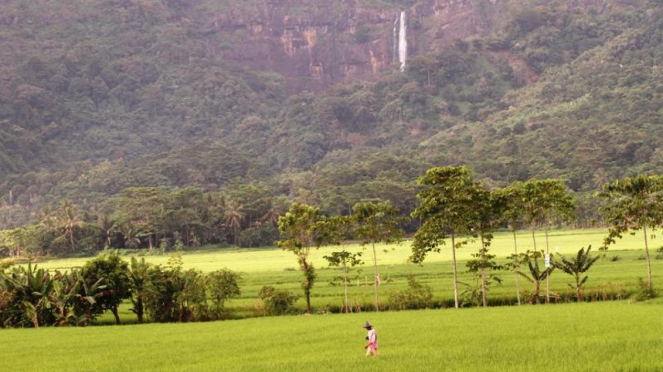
top-left (117, 188), bottom-right (164, 251)
top-left (322, 215), bottom-right (362, 313)
top-left (410, 166), bottom-right (477, 309)
top-left (276, 203), bottom-right (327, 314)
top-left (468, 185), bottom-right (505, 307)
top-left (97, 214), bottom-right (116, 248)
top-left (521, 179), bottom-right (574, 303)
top-left (495, 183), bottom-right (525, 305)
top-left (352, 201), bottom-right (404, 311)
top-left (58, 203), bottom-right (83, 253)
top-left (224, 200), bottom-right (245, 245)
top-left (599, 175), bottom-right (663, 294)
top-left (553, 246), bottom-right (600, 302)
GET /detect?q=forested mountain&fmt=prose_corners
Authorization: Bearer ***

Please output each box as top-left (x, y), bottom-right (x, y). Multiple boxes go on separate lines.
top-left (0, 0), bottom-right (662, 232)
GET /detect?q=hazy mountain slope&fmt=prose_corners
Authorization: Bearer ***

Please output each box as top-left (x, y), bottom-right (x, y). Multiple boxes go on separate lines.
top-left (0, 0), bottom-right (659, 229)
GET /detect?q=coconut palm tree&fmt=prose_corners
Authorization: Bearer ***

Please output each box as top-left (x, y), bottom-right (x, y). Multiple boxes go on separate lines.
top-left (58, 204), bottom-right (83, 253)
top-left (40, 205), bottom-right (57, 229)
top-left (224, 201), bottom-right (245, 245)
top-left (97, 214), bottom-right (117, 248)
top-left (119, 222), bottom-right (142, 248)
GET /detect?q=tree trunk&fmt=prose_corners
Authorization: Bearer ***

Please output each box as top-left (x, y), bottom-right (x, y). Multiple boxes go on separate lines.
top-left (451, 232), bottom-right (459, 309)
top-left (480, 234), bottom-right (487, 307)
top-left (544, 223), bottom-right (550, 304)
top-left (302, 259), bottom-right (313, 314)
top-left (371, 241), bottom-right (380, 312)
top-left (343, 263), bottom-right (350, 314)
top-left (111, 306), bottom-right (121, 325)
top-left (305, 288), bottom-right (312, 314)
top-left (512, 227), bottom-right (522, 306)
top-left (643, 225), bottom-right (654, 292)
top-left (135, 298), bottom-right (144, 323)
top-left (576, 276), bottom-right (582, 302)
top-left (69, 231), bottom-right (76, 253)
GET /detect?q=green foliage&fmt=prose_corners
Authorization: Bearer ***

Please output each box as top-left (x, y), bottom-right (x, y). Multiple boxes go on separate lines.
top-left (207, 269), bottom-right (242, 318)
top-left (0, 0), bottom-right (662, 237)
top-left (553, 245), bottom-right (600, 301)
top-left (388, 275), bottom-right (433, 310)
top-left (599, 175), bottom-right (663, 292)
top-left (510, 250), bottom-right (554, 304)
top-left (277, 203), bottom-right (328, 314)
top-left (81, 253), bottom-right (131, 324)
top-left (238, 225), bottom-right (280, 248)
top-left (410, 166), bottom-right (476, 264)
top-left (634, 277), bottom-right (657, 301)
top-left (258, 285), bottom-right (299, 316)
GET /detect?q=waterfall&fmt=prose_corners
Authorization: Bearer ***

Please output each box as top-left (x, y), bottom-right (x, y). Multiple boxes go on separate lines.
top-left (398, 11), bottom-right (407, 72)
top-left (393, 15), bottom-right (399, 64)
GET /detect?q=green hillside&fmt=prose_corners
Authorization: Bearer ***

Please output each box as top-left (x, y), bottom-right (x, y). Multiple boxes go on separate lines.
top-left (0, 0), bottom-right (661, 231)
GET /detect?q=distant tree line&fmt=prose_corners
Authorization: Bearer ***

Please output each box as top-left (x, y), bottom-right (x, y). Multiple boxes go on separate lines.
top-left (1, 165), bottom-right (660, 328)
top-left (0, 185), bottom-right (290, 257)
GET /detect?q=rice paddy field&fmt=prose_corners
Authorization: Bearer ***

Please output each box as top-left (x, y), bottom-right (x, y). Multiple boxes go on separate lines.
top-left (3, 229), bottom-right (663, 371)
top-left (22, 228), bottom-right (663, 318)
top-left (1, 300), bottom-right (662, 372)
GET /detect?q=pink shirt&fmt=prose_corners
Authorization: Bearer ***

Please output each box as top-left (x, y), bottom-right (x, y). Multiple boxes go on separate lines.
top-left (367, 329), bottom-right (378, 349)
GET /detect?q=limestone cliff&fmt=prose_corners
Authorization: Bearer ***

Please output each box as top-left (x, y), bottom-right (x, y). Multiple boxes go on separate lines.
top-left (199, 0), bottom-right (627, 92)
top-left (197, 0), bottom-right (506, 91)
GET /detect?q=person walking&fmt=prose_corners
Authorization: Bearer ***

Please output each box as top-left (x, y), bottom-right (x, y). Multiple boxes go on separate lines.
top-left (363, 321), bottom-right (378, 357)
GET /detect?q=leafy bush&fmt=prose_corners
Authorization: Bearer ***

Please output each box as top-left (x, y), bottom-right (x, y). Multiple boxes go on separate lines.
top-left (258, 285), bottom-right (299, 316)
top-left (388, 275), bottom-right (433, 310)
top-left (633, 278), bottom-right (657, 302)
top-left (81, 253), bottom-right (131, 324)
top-left (207, 269), bottom-right (241, 318)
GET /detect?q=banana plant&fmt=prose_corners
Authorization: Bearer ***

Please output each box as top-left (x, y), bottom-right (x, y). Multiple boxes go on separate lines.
top-left (554, 246), bottom-right (600, 302)
top-left (0, 263), bottom-right (55, 327)
top-left (129, 257), bottom-right (150, 323)
top-left (50, 271), bottom-right (94, 326)
top-left (513, 250), bottom-right (554, 304)
top-left (67, 269), bottom-right (105, 325)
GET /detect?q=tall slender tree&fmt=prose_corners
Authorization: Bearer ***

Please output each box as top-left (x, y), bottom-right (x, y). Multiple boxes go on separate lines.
top-left (468, 185), bottom-right (505, 307)
top-left (118, 188), bottom-right (164, 251)
top-left (58, 203), bottom-right (83, 253)
top-left (352, 201), bottom-right (404, 311)
top-left (410, 166), bottom-right (477, 309)
top-left (323, 215), bottom-right (362, 313)
top-left (599, 175), bottom-right (663, 294)
top-left (224, 200), bottom-right (245, 245)
top-left (276, 203), bottom-right (327, 314)
top-left (521, 179), bottom-right (574, 303)
top-left (494, 183), bottom-right (525, 305)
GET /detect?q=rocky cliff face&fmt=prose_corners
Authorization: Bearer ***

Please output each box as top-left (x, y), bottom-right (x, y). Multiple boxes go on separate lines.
top-left (198, 0), bottom-right (507, 92)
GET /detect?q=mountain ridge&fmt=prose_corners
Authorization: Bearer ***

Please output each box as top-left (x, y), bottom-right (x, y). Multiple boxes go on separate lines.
top-left (0, 0), bottom-right (660, 230)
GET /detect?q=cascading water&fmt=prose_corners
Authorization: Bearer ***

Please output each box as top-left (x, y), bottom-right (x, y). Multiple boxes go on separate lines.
top-left (393, 15), bottom-right (399, 64)
top-left (398, 11), bottom-right (407, 72)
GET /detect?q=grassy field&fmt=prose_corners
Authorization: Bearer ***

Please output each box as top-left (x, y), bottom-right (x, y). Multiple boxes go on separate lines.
top-left (16, 228), bottom-right (663, 319)
top-left (1, 300), bottom-right (662, 372)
